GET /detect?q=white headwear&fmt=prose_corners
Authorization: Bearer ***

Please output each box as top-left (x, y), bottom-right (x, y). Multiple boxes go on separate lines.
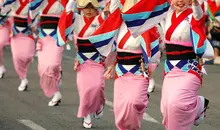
top-left (77, 0), bottom-right (100, 9)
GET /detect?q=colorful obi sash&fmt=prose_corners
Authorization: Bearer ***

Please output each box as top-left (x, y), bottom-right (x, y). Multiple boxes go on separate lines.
top-left (13, 16), bottom-right (32, 37)
top-left (39, 16), bottom-right (59, 39)
top-left (117, 52), bottom-right (142, 65)
top-left (164, 43), bottom-right (203, 82)
top-left (166, 44), bottom-right (196, 60)
top-left (0, 14), bottom-right (9, 26)
top-left (76, 38), bottom-right (103, 65)
top-left (77, 39), bottom-right (97, 53)
top-left (39, 16), bottom-right (59, 29)
top-left (115, 52), bottom-right (148, 79)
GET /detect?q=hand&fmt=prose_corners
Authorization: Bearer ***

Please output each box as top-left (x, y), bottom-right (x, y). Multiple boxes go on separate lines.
top-left (214, 27), bottom-right (220, 32)
top-left (104, 66), bottom-right (114, 80)
top-left (213, 20), bottom-right (220, 32)
top-left (103, 2), bottom-right (110, 16)
top-left (191, 0), bottom-right (199, 5)
top-left (9, 32), bottom-right (13, 38)
top-left (74, 58), bottom-right (79, 71)
top-left (36, 41), bottom-right (42, 51)
top-left (198, 58), bottom-right (204, 66)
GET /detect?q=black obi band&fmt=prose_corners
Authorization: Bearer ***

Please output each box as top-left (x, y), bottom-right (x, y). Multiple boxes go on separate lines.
top-left (166, 44), bottom-right (196, 60)
top-left (39, 16), bottom-right (59, 29)
top-left (117, 52), bottom-right (142, 65)
top-left (14, 16), bottom-right (28, 27)
top-left (77, 39), bottom-right (97, 53)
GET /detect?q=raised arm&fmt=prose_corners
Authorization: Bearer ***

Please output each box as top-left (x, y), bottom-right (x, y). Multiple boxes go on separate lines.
top-left (57, 0), bottom-right (77, 46)
top-left (61, 0), bottom-right (68, 8)
top-left (0, 0), bottom-right (12, 28)
top-left (110, 0), bottom-right (121, 13)
top-left (28, 0), bottom-right (46, 28)
top-left (192, 0), bottom-right (204, 21)
top-left (140, 27), bottom-right (160, 66)
top-left (190, 1), bottom-right (214, 58)
top-left (29, 0), bottom-right (44, 18)
top-left (207, 0), bottom-right (220, 21)
top-left (88, 8), bottom-right (123, 57)
top-left (121, 0), bottom-right (170, 38)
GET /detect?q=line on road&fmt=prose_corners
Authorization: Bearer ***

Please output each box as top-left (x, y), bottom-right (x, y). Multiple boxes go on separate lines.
top-left (17, 119), bottom-right (46, 130)
top-left (63, 54), bottom-right (161, 124)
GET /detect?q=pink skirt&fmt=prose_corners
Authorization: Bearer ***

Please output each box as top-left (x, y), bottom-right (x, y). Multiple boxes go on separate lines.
top-left (11, 33), bottom-right (35, 79)
top-left (161, 67), bottom-right (203, 130)
top-left (76, 60), bottom-right (105, 118)
top-left (38, 36), bottom-right (64, 97)
top-left (114, 73), bottom-right (149, 130)
top-left (0, 23), bottom-right (11, 65)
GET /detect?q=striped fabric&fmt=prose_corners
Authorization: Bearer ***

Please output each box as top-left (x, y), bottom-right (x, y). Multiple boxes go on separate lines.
top-left (89, 8), bottom-right (122, 57)
top-left (39, 28), bottom-right (57, 39)
top-left (190, 15), bottom-right (213, 58)
top-left (88, 8), bottom-right (160, 78)
top-left (0, 10), bottom-right (11, 26)
top-left (57, 10), bottom-right (75, 46)
top-left (122, 0), bottom-right (170, 37)
top-left (115, 63), bottom-right (143, 78)
top-left (13, 24), bottom-right (32, 36)
top-left (29, 0), bottom-right (67, 40)
top-left (120, 0), bottom-right (212, 58)
top-left (207, 0), bottom-right (220, 21)
top-left (3, 0), bottom-right (16, 8)
top-left (77, 52), bottom-right (104, 64)
top-left (2, 0), bottom-right (33, 36)
top-left (140, 27), bottom-right (160, 64)
top-left (29, 0), bottom-right (44, 27)
top-left (164, 59), bottom-right (203, 82)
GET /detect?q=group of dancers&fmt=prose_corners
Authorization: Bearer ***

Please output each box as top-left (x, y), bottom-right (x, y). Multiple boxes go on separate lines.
top-left (0, 0), bottom-right (219, 130)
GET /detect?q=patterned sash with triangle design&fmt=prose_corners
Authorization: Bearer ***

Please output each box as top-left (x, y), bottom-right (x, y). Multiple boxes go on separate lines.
top-left (13, 0), bottom-right (33, 38)
top-left (164, 9), bottom-right (203, 83)
top-left (76, 16), bottom-right (104, 65)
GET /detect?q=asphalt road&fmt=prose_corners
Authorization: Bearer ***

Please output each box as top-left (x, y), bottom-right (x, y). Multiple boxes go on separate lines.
top-left (0, 47), bottom-right (220, 130)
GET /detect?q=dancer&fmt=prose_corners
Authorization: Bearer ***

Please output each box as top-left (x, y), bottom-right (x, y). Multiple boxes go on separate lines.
top-left (121, 0), bottom-right (214, 129)
top-left (0, 0), bottom-right (12, 79)
top-left (57, 0), bottom-right (110, 128)
top-left (2, 0), bottom-right (36, 91)
top-left (87, 0), bottom-right (160, 129)
top-left (29, 0), bottom-right (68, 106)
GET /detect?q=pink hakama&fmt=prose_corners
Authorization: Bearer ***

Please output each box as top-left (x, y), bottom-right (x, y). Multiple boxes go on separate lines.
top-left (114, 73), bottom-right (149, 130)
top-left (76, 60), bottom-right (105, 118)
top-left (0, 23), bottom-right (10, 65)
top-left (161, 67), bottom-right (203, 130)
top-left (37, 36), bottom-right (64, 97)
top-left (11, 33), bottom-right (35, 79)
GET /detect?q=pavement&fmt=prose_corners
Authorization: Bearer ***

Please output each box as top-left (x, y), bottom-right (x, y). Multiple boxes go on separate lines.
top-left (0, 46), bottom-right (220, 130)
